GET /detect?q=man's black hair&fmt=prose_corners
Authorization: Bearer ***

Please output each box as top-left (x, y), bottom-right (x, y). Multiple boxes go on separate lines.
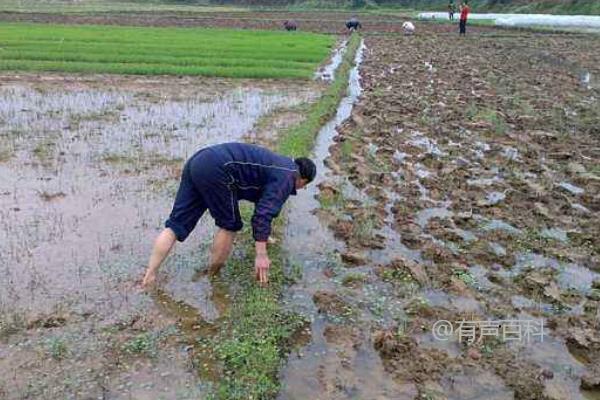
top-left (294, 157), bottom-right (316, 183)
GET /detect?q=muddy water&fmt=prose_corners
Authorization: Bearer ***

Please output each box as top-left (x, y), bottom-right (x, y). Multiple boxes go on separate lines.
top-left (0, 76), bottom-right (319, 399)
top-left (0, 79), bottom-right (315, 316)
top-left (315, 40), bottom-right (348, 82)
top-left (280, 41), bottom-right (415, 400)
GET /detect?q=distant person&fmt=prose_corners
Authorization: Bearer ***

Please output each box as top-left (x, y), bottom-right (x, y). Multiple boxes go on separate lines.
top-left (459, 1), bottom-right (470, 36)
top-left (283, 20), bottom-right (297, 31)
top-left (141, 142), bottom-right (316, 286)
top-left (448, 1), bottom-right (455, 20)
top-left (346, 17), bottom-right (362, 32)
top-left (402, 21), bottom-right (415, 35)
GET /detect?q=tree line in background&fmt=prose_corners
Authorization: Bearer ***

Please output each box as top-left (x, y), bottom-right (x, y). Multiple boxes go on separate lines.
top-left (207, 0), bottom-right (600, 14)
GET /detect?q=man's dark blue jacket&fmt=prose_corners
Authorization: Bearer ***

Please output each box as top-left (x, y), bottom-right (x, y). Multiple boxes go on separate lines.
top-left (166, 142), bottom-right (298, 242)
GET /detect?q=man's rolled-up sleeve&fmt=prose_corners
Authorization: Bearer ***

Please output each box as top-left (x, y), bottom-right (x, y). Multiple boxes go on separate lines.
top-left (252, 173), bottom-right (294, 242)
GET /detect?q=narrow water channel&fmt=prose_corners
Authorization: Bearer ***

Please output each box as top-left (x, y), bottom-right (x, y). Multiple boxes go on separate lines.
top-left (278, 40), bottom-right (416, 400)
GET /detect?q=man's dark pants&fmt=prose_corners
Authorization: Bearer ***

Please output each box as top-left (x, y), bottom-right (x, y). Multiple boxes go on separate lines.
top-left (459, 19), bottom-right (467, 35)
top-left (166, 149), bottom-right (242, 242)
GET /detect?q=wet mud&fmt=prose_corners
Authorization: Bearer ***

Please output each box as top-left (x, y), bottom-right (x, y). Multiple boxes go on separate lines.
top-left (312, 26), bottom-right (599, 400)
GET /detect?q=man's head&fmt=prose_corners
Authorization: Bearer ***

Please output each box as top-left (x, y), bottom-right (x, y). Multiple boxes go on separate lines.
top-left (294, 157), bottom-right (316, 190)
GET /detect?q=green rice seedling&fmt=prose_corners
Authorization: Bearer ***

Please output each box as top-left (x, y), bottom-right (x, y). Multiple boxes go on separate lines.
top-left (0, 23), bottom-right (334, 79)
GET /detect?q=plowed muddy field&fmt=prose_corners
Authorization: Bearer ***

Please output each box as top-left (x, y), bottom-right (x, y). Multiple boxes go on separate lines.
top-left (292, 27), bottom-right (600, 400)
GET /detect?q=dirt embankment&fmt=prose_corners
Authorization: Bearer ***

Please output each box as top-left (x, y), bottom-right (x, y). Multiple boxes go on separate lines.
top-left (315, 27), bottom-right (600, 399)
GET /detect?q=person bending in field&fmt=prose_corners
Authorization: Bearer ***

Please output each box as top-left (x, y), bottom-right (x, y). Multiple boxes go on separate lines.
top-left (403, 21), bottom-right (415, 35)
top-left (346, 17), bottom-right (362, 32)
top-left (459, 1), bottom-right (471, 36)
top-left (448, 1), bottom-right (455, 20)
top-left (283, 20), bottom-right (298, 31)
top-left (142, 142), bottom-right (316, 286)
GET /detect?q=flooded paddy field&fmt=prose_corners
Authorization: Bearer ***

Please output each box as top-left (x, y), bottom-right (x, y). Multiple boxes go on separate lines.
top-left (1, 7), bottom-right (599, 400)
top-left (0, 73), bottom-right (322, 399)
top-left (293, 25), bottom-right (600, 400)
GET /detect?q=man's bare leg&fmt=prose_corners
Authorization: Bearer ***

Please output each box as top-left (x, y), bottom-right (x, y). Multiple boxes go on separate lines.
top-left (207, 228), bottom-right (236, 277)
top-left (142, 228), bottom-right (177, 287)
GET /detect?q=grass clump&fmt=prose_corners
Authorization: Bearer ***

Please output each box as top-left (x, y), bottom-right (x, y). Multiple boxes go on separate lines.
top-left (121, 327), bottom-right (177, 358)
top-left (474, 108), bottom-right (508, 135)
top-left (0, 312), bottom-right (26, 340)
top-left (45, 337), bottom-right (69, 360)
top-left (0, 23), bottom-right (333, 79)
top-left (209, 209), bottom-right (306, 400)
top-left (342, 272), bottom-right (367, 288)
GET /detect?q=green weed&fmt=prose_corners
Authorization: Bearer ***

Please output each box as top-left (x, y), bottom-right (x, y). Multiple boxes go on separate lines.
top-left (122, 332), bottom-right (156, 356)
top-left (453, 268), bottom-right (477, 286)
top-left (318, 186), bottom-right (346, 210)
top-left (122, 327), bottom-right (177, 358)
top-left (45, 337), bottom-right (69, 360)
top-left (32, 140), bottom-right (55, 161)
top-left (475, 108), bottom-right (508, 135)
top-left (340, 139), bottom-right (354, 163)
top-left (208, 205), bottom-right (307, 399)
top-left (0, 312), bottom-right (26, 339)
top-left (342, 272), bottom-right (367, 287)
top-left (405, 296), bottom-right (430, 316)
top-left (381, 268), bottom-right (413, 286)
top-left (352, 211), bottom-right (378, 243)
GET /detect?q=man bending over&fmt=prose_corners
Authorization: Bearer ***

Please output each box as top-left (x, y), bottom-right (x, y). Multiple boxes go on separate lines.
top-left (142, 142), bottom-right (316, 286)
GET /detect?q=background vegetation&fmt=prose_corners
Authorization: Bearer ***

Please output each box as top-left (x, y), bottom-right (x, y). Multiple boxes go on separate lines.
top-left (203, 0), bottom-right (599, 14)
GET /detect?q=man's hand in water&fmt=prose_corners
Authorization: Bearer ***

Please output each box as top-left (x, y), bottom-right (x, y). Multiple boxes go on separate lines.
top-left (141, 269), bottom-right (157, 288)
top-left (255, 253), bottom-right (271, 284)
top-left (255, 241), bottom-right (270, 284)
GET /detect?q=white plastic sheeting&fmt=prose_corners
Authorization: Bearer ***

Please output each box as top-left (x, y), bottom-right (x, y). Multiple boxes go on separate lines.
top-left (418, 12), bottom-right (600, 31)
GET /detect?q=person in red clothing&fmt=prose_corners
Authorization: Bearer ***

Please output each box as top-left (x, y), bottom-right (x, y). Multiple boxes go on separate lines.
top-left (459, 1), bottom-right (470, 35)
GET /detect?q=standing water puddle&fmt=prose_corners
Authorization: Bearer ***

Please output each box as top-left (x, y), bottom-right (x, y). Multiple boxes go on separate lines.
top-left (315, 40), bottom-right (348, 82)
top-left (280, 41), bottom-right (416, 399)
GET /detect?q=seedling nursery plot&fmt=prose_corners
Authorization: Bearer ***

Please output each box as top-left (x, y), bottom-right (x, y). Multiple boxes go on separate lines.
top-left (0, 23), bottom-right (333, 78)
